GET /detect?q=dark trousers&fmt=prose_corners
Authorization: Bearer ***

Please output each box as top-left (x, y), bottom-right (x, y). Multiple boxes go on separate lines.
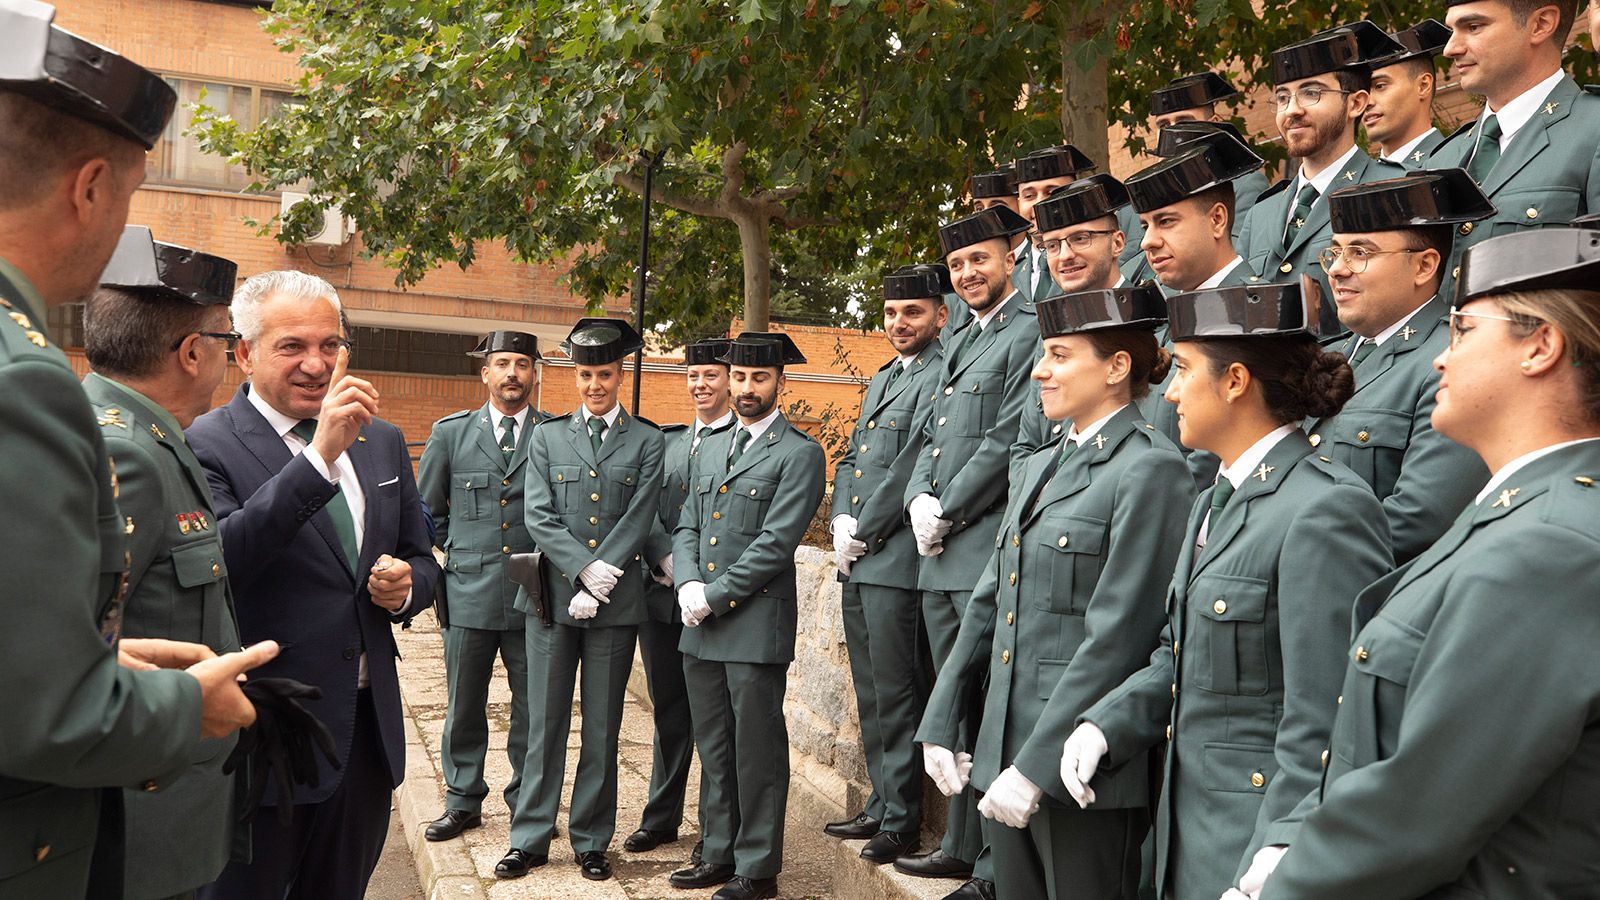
top-left (682, 654), bottom-right (789, 880)
top-left (921, 587), bottom-right (985, 870)
top-left (440, 624), bottom-right (528, 814)
top-left (636, 615), bottom-right (697, 834)
top-left (983, 802), bottom-right (1147, 900)
top-left (198, 690), bottom-right (392, 900)
top-left (842, 582), bottom-right (929, 833)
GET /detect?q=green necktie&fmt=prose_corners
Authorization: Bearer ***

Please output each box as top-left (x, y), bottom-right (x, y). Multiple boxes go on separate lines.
top-left (588, 416), bottom-right (608, 455)
top-left (499, 415), bottom-right (517, 463)
top-left (884, 360), bottom-right (905, 391)
top-left (948, 324), bottom-right (980, 368)
top-left (728, 428), bottom-right (752, 470)
top-left (692, 424), bottom-right (714, 455)
top-left (1467, 115), bottom-right (1502, 185)
top-left (289, 419), bottom-right (360, 573)
top-left (1281, 183), bottom-right (1319, 251)
top-left (1209, 476), bottom-right (1236, 519)
top-left (1349, 340), bottom-right (1376, 371)
top-left (1026, 439), bottom-right (1076, 516)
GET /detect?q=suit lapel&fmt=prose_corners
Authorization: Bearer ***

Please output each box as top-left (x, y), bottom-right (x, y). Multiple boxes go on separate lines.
top-left (945, 294), bottom-right (1019, 382)
top-left (596, 412), bottom-right (629, 465)
top-left (567, 411), bottom-right (598, 467)
top-left (1024, 407), bottom-right (1139, 526)
top-left (870, 346), bottom-right (936, 417)
top-left (345, 426), bottom-right (379, 576)
top-left (1484, 78), bottom-right (1576, 197)
top-left (722, 417), bottom-right (786, 483)
top-left (1353, 296), bottom-right (1448, 393)
top-left (475, 403), bottom-right (509, 472)
top-left (1193, 432), bottom-right (1313, 578)
top-left (505, 410), bottom-right (534, 475)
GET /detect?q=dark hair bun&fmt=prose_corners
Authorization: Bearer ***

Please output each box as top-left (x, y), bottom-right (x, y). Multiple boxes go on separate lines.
top-left (1298, 350), bottom-right (1355, 420)
top-left (1147, 346), bottom-right (1174, 387)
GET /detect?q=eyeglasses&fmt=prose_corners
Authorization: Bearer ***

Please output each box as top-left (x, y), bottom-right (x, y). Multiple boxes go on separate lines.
top-left (1446, 309), bottom-right (1526, 348)
top-left (1271, 85), bottom-right (1352, 111)
top-left (1043, 230), bottom-right (1117, 257)
top-left (170, 330), bottom-right (243, 351)
top-left (1316, 245), bottom-right (1422, 274)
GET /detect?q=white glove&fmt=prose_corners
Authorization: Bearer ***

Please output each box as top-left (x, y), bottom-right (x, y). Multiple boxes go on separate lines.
top-left (1236, 845), bottom-right (1288, 899)
top-left (831, 516), bottom-right (867, 560)
top-left (656, 553), bottom-right (675, 584)
top-left (568, 590), bottom-right (600, 620)
top-left (916, 534), bottom-right (945, 558)
top-left (922, 743), bottom-right (971, 797)
top-left (1220, 892), bottom-right (1253, 900)
top-left (579, 560), bottom-right (624, 598)
top-left (677, 580), bottom-right (711, 628)
top-left (908, 494), bottom-right (952, 546)
top-left (978, 765), bottom-right (1044, 829)
top-left (1059, 721), bottom-right (1109, 808)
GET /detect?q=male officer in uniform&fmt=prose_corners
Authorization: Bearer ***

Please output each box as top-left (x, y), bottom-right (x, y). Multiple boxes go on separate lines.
top-left (951, 166), bottom-right (1027, 339)
top-left (625, 337), bottom-right (734, 858)
top-left (499, 319), bottom-right (663, 882)
top-left (1363, 20), bottom-right (1453, 165)
top-left (1310, 170), bottom-right (1495, 562)
top-left (0, 4), bottom-right (272, 894)
top-left (1239, 21), bottom-right (1409, 334)
top-left (826, 265), bottom-right (948, 863)
top-left (85, 227), bottom-right (248, 899)
top-left (668, 332), bottom-right (825, 900)
top-left (1430, 0), bottom-right (1600, 272)
top-left (897, 208), bottom-right (1041, 900)
top-left (1015, 144), bottom-right (1104, 301)
top-left (417, 330), bottom-right (548, 842)
top-left (1148, 72), bottom-right (1273, 225)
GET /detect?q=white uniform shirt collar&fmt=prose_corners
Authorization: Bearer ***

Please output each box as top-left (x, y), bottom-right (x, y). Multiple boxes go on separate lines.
top-left (696, 410), bottom-right (734, 431)
top-left (581, 404), bottom-right (621, 432)
top-left (1368, 296), bottom-right (1436, 347)
top-left (1296, 142), bottom-right (1362, 197)
top-left (1066, 404), bottom-right (1129, 446)
top-left (1112, 275), bottom-right (1128, 289)
top-left (1216, 424), bottom-right (1298, 490)
top-left (1483, 68), bottom-right (1566, 147)
top-left (1383, 127), bottom-right (1439, 163)
top-left (247, 382), bottom-right (305, 439)
top-left (736, 406), bottom-right (784, 449)
top-left (1197, 256), bottom-right (1246, 290)
top-left (974, 290), bottom-right (1020, 330)
top-left (1474, 438), bottom-right (1600, 506)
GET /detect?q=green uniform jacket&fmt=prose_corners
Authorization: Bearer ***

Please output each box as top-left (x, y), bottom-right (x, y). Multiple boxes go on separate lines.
top-left (418, 403), bottom-right (549, 630)
top-left (834, 344), bottom-right (944, 587)
top-left (1237, 149), bottom-right (1407, 335)
top-left (644, 419), bottom-right (734, 622)
top-left (84, 374), bottom-right (244, 898)
top-left (1426, 76), bottom-right (1600, 291)
top-left (673, 414), bottom-right (826, 664)
top-left (1233, 167), bottom-right (1274, 235)
top-left (1082, 432), bottom-right (1393, 899)
top-left (522, 409), bottom-right (664, 628)
top-left (1307, 296), bottom-right (1488, 563)
top-left (917, 407), bottom-right (1195, 809)
top-left (0, 261), bottom-right (201, 897)
top-left (1387, 128), bottom-right (1445, 170)
top-left (905, 292), bottom-right (1041, 592)
top-left (1262, 441), bottom-right (1600, 899)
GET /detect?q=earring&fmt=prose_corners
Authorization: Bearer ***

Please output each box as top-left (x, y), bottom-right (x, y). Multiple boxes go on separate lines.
top-left (1520, 361), bottom-right (1533, 371)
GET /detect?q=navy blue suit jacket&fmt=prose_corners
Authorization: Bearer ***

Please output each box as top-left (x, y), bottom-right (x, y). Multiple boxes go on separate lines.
top-left (187, 384), bottom-right (439, 804)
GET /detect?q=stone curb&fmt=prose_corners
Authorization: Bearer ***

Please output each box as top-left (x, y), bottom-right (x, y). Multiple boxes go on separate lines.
top-left (395, 684), bottom-right (490, 900)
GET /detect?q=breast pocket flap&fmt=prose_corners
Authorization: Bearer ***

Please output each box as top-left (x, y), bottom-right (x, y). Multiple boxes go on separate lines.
top-left (1193, 573), bottom-right (1269, 623)
top-left (171, 538), bottom-right (227, 588)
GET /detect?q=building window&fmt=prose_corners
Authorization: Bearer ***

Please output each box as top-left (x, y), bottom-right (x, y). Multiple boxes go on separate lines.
top-left (146, 76), bottom-right (297, 192)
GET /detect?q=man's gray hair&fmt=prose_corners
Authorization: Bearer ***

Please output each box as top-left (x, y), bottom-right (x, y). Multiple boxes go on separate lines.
top-left (233, 270), bottom-right (343, 341)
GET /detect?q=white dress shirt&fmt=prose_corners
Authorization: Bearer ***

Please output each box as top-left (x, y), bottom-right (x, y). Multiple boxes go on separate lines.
top-left (1284, 143), bottom-right (1362, 232)
top-left (1065, 404), bottom-right (1129, 447)
top-left (691, 411), bottom-right (734, 453)
top-left (1383, 127), bottom-right (1440, 163)
top-left (1197, 256), bottom-right (1246, 289)
top-left (1474, 438), bottom-right (1600, 506)
top-left (732, 405), bottom-right (784, 459)
top-left (1481, 68), bottom-right (1567, 148)
top-left (1198, 424), bottom-right (1297, 547)
top-left (580, 403), bottom-right (622, 443)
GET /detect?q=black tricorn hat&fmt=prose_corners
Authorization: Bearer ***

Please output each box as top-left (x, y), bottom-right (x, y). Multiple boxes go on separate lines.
top-left (1014, 144), bottom-right (1097, 184)
top-left (1155, 120), bottom-right (1249, 158)
top-left (884, 264), bottom-right (953, 300)
top-left (1328, 168), bottom-right (1494, 233)
top-left (1150, 72), bottom-right (1238, 116)
top-left (939, 206), bottom-right (1032, 255)
top-left (1127, 131), bottom-right (1264, 213)
top-left (560, 317), bottom-right (644, 366)
top-left (969, 165), bottom-right (1018, 199)
top-left (683, 337), bottom-right (732, 366)
top-left (1167, 277), bottom-right (1322, 340)
top-left (1037, 283), bottom-right (1167, 338)
top-left (469, 330), bottom-right (541, 360)
top-left (1371, 19), bottom-right (1452, 68)
top-left (99, 226), bottom-right (236, 306)
top-left (1271, 20), bottom-right (1406, 85)
top-left (1455, 229), bottom-right (1600, 306)
top-left (1034, 175), bottom-right (1131, 233)
top-left (0, 2), bottom-right (176, 149)
top-left (720, 331), bottom-right (807, 368)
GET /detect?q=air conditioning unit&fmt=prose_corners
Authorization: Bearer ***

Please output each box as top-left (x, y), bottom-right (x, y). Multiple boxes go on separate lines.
top-left (279, 191), bottom-right (354, 247)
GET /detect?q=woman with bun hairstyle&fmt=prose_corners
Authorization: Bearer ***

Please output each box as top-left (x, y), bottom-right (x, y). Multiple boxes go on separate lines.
top-left (914, 283), bottom-right (1197, 899)
top-left (1057, 279), bottom-right (1394, 900)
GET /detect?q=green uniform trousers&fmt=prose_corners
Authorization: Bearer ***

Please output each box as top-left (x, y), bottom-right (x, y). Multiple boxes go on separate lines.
top-left (683, 654), bottom-right (789, 879)
top-left (921, 587), bottom-right (985, 871)
top-left (508, 621), bottom-right (637, 854)
top-left (635, 616), bottom-right (697, 834)
top-left (982, 802), bottom-right (1147, 900)
top-left (441, 624), bottom-right (529, 814)
top-left (841, 583), bottom-right (930, 833)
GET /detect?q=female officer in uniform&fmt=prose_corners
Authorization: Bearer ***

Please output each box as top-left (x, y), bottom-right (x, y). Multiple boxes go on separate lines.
top-left (1058, 280), bottom-right (1394, 900)
top-left (1234, 230), bottom-right (1600, 898)
top-left (915, 283), bottom-right (1196, 898)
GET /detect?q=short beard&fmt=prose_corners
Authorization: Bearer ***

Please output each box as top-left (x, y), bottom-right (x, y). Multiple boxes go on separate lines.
top-left (966, 273), bottom-right (1010, 314)
top-left (735, 392), bottom-right (777, 420)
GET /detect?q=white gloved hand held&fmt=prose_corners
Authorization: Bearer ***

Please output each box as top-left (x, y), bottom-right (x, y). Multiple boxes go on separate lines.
top-left (922, 743), bottom-right (968, 797)
top-left (908, 494), bottom-right (951, 545)
top-left (579, 559), bottom-right (621, 597)
top-left (1237, 845), bottom-right (1288, 898)
top-left (977, 766), bottom-right (1043, 828)
top-left (568, 591), bottom-right (600, 620)
top-left (831, 516), bottom-right (867, 561)
top-left (677, 581), bottom-right (711, 627)
top-left (1059, 721), bottom-right (1109, 808)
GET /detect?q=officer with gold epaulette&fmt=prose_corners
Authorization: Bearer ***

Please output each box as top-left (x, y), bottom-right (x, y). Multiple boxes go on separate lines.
top-left (0, 4), bottom-right (273, 895)
top-left (416, 330), bottom-right (549, 843)
top-left (499, 319), bottom-right (663, 883)
top-left (1148, 72), bottom-right (1274, 228)
top-left (82, 226), bottom-right (248, 899)
top-left (824, 265), bottom-right (948, 863)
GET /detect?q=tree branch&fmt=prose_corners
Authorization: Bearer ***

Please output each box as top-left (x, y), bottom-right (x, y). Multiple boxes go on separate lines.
top-left (719, 141), bottom-right (750, 203)
top-left (612, 170), bottom-right (726, 219)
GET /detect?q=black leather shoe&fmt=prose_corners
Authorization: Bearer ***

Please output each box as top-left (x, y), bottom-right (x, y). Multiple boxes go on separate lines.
top-left (941, 877), bottom-right (996, 900)
top-left (577, 850), bottom-right (612, 881)
top-left (423, 809), bottom-right (481, 842)
top-left (691, 839), bottom-right (705, 865)
top-left (493, 848), bottom-right (547, 879)
top-left (894, 848), bottom-right (974, 879)
top-left (712, 875), bottom-right (779, 900)
top-left (624, 827), bottom-right (679, 852)
top-left (859, 829), bottom-right (917, 863)
top-left (823, 810), bottom-right (881, 838)
top-left (669, 861), bottom-right (736, 889)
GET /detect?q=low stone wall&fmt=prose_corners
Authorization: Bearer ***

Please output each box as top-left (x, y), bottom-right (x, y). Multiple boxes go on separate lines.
top-left (785, 547), bottom-right (871, 807)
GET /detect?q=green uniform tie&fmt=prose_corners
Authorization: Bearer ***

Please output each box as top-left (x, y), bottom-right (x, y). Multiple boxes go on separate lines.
top-left (588, 415), bottom-right (608, 455)
top-left (1282, 182), bottom-right (1319, 251)
top-left (1467, 114), bottom-right (1503, 185)
top-left (1025, 438), bottom-right (1077, 516)
top-left (1349, 340), bottom-right (1377, 371)
top-left (1209, 476), bottom-right (1236, 519)
top-left (884, 359), bottom-right (905, 390)
top-left (499, 415), bottom-right (517, 463)
top-left (947, 323), bottom-right (980, 368)
top-left (728, 428), bottom-right (753, 470)
top-left (290, 419), bottom-right (360, 573)
top-left (692, 424), bottom-right (714, 455)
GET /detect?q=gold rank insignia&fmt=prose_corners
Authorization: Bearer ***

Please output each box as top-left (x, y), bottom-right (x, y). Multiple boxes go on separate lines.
top-left (1254, 463), bottom-right (1276, 482)
top-left (177, 513), bottom-right (191, 535)
top-left (25, 331), bottom-right (45, 347)
top-left (8, 311), bottom-right (30, 329)
top-left (149, 423), bottom-right (166, 440)
top-left (1399, 326), bottom-right (1417, 341)
top-left (1492, 487), bottom-right (1520, 508)
top-left (1411, 150), bottom-right (1424, 163)
top-left (1343, 170), bottom-right (1356, 181)
top-left (97, 409), bottom-right (128, 429)
top-left (1544, 101), bottom-right (1559, 115)
top-left (125, 516), bottom-right (135, 536)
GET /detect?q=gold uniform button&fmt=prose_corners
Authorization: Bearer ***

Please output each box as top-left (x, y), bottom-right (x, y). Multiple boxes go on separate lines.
top-left (750, 488), bottom-right (759, 496)
top-left (1308, 434), bottom-right (1321, 447)
top-left (142, 780), bottom-right (158, 793)
top-left (1006, 611), bottom-right (1014, 625)
top-left (1213, 599), bottom-right (1227, 615)
top-left (1459, 221), bottom-right (1474, 236)
top-left (931, 448), bottom-right (941, 458)
top-left (556, 473), bottom-right (565, 482)
top-left (502, 522), bottom-right (509, 531)
top-left (851, 495), bottom-right (858, 504)
top-left (1337, 694), bottom-right (1343, 704)
top-left (34, 845), bottom-right (48, 863)
top-left (502, 546), bottom-right (511, 554)
top-left (589, 516), bottom-right (598, 525)
top-left (854, 469), bottom-right (862, 478)
top-left (211, 563), bottom-right (221, 577)
top-left (868, 420), bottom-right (877, 429)
top-left (1279, 262), bottom-right (1293, 274)
top-left (587, 539), bottom-right (598, 548)
top-left (938, 416), bottom-right (948, 427)
top-left (1012, 533), bottom-right (1020, 547)
top-left (728, 600), bottom-right (737, 608)
top-left (502, 478), bottom-right (510, 486)
top-left (1001, 649), bottom-right (1010, 664)
top-left (709, 536), bottom-right (718, 546)
top-left (1008, 572), bottom-right (1017, 586)
top-left (712, 511), bottom-right (722, 520)
top-left (719, 485), bottom-right (729, 494)
top-left (1355, 646), bottom-right (1369, 662)
top-left (707, 562), bottom-right (716, 572)
top-left (944, 386), bottom-right (954, 396)
top-left (1526, 207), bottom-right (1539, 220)
top-left (1165, 724), bottom-right (1172, 741)
top-left (590, 493), bottom-right (600, 502)
top-left (589, 469), bottom-right (597, 477)
top-left (1357, 430), bottom-right (1370, 443)
top-left (1250, 771), bottom-right (1266, 788)
top-left (1321, 749), bottom-right (1330, 768)
top-left (860, 444), bottom-right (869, 453)
top-left (500, 499), bottom-right (509, 507)
top-left (1057, 536), bottom-right (1068, 548)
top-left (1171, 682), bottom-right (1177, 698)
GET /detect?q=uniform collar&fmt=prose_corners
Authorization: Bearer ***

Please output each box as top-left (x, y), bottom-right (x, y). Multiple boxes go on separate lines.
top-left (736, 406), bottom-right (783, 446)
top-left (84, 372), bottom-right (184, 441)
top-left (1197, 255), bottom-right (1245, 289)
top-left (580, 403), bottom-right (621, 431)
top-left (1483, 68), bottom-right (1566, 144)
top-left (696, 410), bottom-right (734, 431)
top-left (1295, 142), bottom-right (1362, 198)
top-left (1475, 437), bottom-right (1600, 505)
top-left (1383, 127), bottom-right (1439, 163)
top-left (0, 253), bottom-right (48, 330)
top-left (1216, 423), bottom-right (1298, 490)
top-left (1368, 295), bottom-right (1437, 347)
top-left (1065, 403), bottom-right (1128, 446)
top-left (973, 289), bottom-right (1021, 330)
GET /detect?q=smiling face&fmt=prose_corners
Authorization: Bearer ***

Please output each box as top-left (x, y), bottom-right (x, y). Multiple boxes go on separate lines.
top-left (686, 363), bottom-right (730, 419)
top-left (1325, 231), bottom-right (1439, 337)
top-left (482, 351), bottom-right (536, 414)
top-left (1444, 1), bottom-right (1558, 104)
top-left (1363, 61), bottom-right (1434, 149)
top-left (1032, 334), bottom-right (1127, 423)
top-left (575, 361), bottom-right (622, 416)
top-left (235, 292), bottom-right (345, 420)
top-left (730, 365), bottom-right (783, 422)
top-left (883, 297), bottom-right (946, 356)
top-left (1275, 74), bottom-right (1364, 161)
top-left (1140, 197), bottom-right (1228, 291)
top-left (1018, 175), bottom-right (1076, 229)
top-left (1044, 216), bottom-right (1124, 293)
top-left (946, 238), bottom-right (1015, 314)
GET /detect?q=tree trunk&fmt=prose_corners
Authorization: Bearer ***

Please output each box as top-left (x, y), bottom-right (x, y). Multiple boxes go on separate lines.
top-left (1059, 9), bottom-right (1113, 167)
top-left (732, 209), bottom-right (772, 331)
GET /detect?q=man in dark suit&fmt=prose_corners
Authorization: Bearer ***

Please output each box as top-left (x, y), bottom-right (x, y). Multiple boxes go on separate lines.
top-left (190, 269), bottom-right (440, 900)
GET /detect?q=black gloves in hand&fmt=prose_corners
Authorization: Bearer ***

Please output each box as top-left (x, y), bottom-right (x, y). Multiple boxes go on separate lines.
top-left (222, 677), bottom-right (342, 825)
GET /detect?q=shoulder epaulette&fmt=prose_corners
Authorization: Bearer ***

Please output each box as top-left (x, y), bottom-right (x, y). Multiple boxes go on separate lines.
top-left (434, 408), bottom-right (473, 426)
top-left (92, 403), bottom-right (134, 433)
top-left (531, 408), bottom-right (560, 424)
top-left (1544, 471), bottom-right (1600, 534)
top-left (629, 413), bottom-right (660, 430)
top-left (659, 422), bottom-right (689, 433)
top-left (534, 413), bottom-right (570, 428)
top-left (1582, 84), bottom-right (1600, 96)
